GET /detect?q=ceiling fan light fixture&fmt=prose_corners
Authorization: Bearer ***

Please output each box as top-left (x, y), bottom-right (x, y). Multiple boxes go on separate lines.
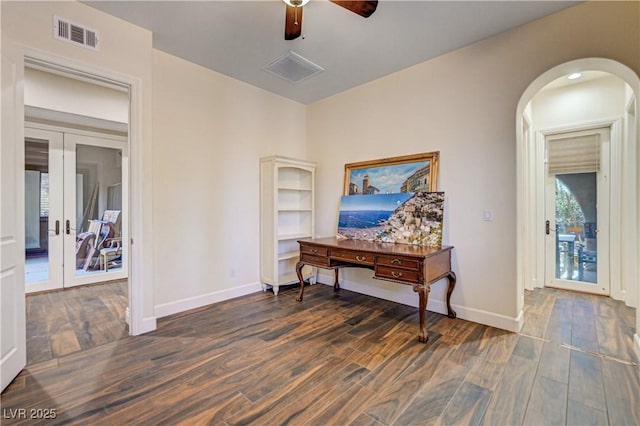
top-left (283, 0), bottom-right (376, 40)
top-left (283, 0), bottom-right (310, 7)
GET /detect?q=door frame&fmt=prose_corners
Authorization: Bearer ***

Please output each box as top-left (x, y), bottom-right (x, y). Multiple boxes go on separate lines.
top-left (18, 49), bottom-right (155, 335)
top-left (535, 119), bottom-right (622, 297)
top-left (542, 127), bottom-right (611, 295)
top-left (515, 58), bottom-right (639, 353)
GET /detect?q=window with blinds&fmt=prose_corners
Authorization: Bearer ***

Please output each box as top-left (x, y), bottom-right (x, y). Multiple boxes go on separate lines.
top-left (546, 134), bottom-right (600, 175)
top-left (40, 173), bottom-right (49, 217)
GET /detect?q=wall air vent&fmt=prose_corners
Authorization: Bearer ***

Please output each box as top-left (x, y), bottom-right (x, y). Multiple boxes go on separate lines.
top-left (263, 51), bottom-right (324, 84)
top-left (53, 15), bottom-right (99, 51)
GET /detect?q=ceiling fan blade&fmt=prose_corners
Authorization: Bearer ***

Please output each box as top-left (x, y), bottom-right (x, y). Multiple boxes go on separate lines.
top-left (330, 0), bottom-right (378, 18)
top-left (284, 4), bottom-right (303, 40)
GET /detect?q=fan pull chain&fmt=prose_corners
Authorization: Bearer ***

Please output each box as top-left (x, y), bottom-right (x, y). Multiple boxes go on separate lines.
top-left (295, 7), bottom-right (299, 26)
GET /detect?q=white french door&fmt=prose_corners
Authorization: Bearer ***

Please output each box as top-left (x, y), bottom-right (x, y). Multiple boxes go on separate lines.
top-left (544, 128), bottom-right (610, 294)
top-left (24, 128), bottom-right (63, 292)
top-left (24, 127), bottom-right (128, 292)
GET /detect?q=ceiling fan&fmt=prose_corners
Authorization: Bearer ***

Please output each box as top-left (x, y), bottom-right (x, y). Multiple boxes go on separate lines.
top-left (283, 0), bottom-right (378, 40)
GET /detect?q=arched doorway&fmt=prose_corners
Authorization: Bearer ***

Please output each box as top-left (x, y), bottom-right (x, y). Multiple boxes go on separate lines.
top-left (516, 58), bottom-right (640, 353)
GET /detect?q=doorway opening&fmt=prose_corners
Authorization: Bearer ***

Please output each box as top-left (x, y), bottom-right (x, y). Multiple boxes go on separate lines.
top-left (516, 59), bottom-right (639, 350)
top-left (23, 62), bottom-right (131, 362)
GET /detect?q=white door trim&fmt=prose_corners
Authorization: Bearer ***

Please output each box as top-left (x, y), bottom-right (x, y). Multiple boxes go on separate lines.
top-left (26, 121), bottom-right (127, 140)
top-left (19, 47), bottom-right (155, 336)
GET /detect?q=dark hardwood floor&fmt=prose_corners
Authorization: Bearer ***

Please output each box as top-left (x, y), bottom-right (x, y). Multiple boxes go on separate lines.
top-left (2, 283), bottom-right (638, 425)
top-left (25, 280), bottom-right (128, 365)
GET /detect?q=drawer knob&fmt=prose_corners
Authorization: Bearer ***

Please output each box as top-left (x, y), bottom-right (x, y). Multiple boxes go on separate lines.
top-left (391, 271), bottom-right (403, 278)
top-left (391, 258), bottom-right (403, 265)
top-left (356, 255), bottom-right (366, 262)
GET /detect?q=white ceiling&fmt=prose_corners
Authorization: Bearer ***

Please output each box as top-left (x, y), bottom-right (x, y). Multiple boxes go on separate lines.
top-left (85, 1), bottom-right (580, 104)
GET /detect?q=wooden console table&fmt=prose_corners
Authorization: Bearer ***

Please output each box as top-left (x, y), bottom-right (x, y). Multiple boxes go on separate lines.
top-left (295, 237), bottom-right (456, 343)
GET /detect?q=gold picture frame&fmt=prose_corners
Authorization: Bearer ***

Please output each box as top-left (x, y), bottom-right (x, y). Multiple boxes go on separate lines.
top-left (343, 151), bottom-right (439, 196)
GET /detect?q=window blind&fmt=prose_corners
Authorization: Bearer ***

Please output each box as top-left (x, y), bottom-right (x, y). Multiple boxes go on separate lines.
top-left (547, 134), bottom-right (600, 174)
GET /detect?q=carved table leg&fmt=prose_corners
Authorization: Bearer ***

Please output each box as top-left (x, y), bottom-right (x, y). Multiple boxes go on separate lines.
top-left (413, 284), bottom-right (431, 343)
top-left (333, 269), bottom-right (340, 292)
top-left (295, 261), bottom-right (305, 302)
top-left (445, 271), bottom-right (457, 319)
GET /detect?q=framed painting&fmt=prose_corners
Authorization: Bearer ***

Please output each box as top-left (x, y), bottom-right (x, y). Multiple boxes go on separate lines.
top-left (343, 151), bottom-right (439, 196)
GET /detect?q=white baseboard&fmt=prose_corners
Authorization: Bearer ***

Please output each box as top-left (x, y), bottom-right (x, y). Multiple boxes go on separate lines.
top-left (128, 313), bottom-right (157, 335)
top-left (515, 309), bottom-right (524, 332)
top-left (317, 271), bottom-right (522, 332)
top-left (154, 281), bottom-right (262, 318)
top-left (136, 316), bottom-right (158, 335)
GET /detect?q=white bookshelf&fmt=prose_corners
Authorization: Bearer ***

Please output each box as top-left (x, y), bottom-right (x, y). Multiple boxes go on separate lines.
top-left (260, 156), bottom-right (316, 295)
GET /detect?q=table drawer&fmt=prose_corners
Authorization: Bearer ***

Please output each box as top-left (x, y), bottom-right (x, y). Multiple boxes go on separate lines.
top-left (331, 249), bottom-right (374, 266)
top-left (300, 245), bottom-right (328, 257)
top-left (376, 255), bottom-right (421, 271)
top-left (300, 253), bottom-right (330, 267)
top-left (375, 265), bottom-right (421, 284)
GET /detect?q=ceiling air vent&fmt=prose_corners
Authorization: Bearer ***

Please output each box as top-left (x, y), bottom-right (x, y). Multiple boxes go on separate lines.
top-left (53, 15), bottom-right (99, 51)
top-left (263, 51), bottom-right (324, 84)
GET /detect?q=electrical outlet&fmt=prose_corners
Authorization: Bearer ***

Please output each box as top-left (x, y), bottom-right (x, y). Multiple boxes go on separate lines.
top-left (483, 209), bottom-right (493, 222)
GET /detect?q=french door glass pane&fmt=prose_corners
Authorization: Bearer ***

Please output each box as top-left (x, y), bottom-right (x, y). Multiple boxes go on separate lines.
top-left (555, 172), bottom-right (597, 284)
top-left (24, 140), bottom-right (49, 284)
top-left (74, 144), bottom-right (124, 277)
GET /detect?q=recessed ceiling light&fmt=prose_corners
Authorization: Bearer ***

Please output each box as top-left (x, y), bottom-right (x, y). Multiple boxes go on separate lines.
top-left (568, 73), bottom-right (582, 80)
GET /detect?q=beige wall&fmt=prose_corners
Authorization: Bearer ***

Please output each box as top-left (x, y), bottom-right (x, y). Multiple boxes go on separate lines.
top-left (532, 76), bottom-right (627, 130)
top-left (25, 68), bottom-right (129, 124)
top-left (151, 50), bottom-right (306, 313)
top-left (306, 1), bottom-right (639, 325)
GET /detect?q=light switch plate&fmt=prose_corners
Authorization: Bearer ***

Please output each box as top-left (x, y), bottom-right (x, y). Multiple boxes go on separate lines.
top-left (483, 209), bottom-right (493, 222)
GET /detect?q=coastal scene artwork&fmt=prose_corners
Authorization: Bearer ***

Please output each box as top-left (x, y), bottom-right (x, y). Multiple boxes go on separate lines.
top-left (344, 152), bottom-right (439, 196)
top-left (338, 192), bottom-right (445, 247)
